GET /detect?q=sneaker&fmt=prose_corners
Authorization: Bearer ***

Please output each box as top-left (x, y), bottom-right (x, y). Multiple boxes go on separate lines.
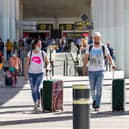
top-left (37, 100), bottom-right (40, 107)
top-left (92, 101), bottom-right (96, 109)
top-left (33, 104), bottom-right (38, 111)
top-left (95, 108), bottom-right (100, 112)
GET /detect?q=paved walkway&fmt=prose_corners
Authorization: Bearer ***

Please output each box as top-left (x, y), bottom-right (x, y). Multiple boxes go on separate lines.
top-left (0, 71), bottom-right (129, 129)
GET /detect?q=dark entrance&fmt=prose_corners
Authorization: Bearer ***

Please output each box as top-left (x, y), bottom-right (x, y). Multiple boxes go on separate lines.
top-left (51, 29), bottom-right (62, 39)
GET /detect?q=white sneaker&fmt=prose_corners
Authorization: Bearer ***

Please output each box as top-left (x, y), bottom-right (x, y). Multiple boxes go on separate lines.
top-left (33, 104), bottom-right (38, 111)
top-left (37, 100), bottom-right (40, 107)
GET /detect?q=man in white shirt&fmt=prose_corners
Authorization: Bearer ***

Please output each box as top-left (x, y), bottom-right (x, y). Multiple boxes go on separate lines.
top-left (83, 32), bottom-right (116, 111)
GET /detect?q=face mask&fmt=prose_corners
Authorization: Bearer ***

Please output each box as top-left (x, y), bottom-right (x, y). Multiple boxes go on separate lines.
top-left (35, 47), bottom-right (41, 51)
top-left (12, 54), bottom-right (16, 57)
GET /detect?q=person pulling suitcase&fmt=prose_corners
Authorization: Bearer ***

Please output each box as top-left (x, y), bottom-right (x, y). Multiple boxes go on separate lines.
top-left (24, 39), bottom-right (50, 111)
top-left (83, 32), bottom-right (116, 111)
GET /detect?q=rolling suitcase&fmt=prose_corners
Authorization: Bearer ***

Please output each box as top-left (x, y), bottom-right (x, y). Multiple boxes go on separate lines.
top-left (5, 70), bottom-right (12, 87)
top-left (5, 75), bottom-right (12, 87)
top-left (41, 79), bottom-right (63, 112)
top-left (112, 71), bottom-right (125, 112)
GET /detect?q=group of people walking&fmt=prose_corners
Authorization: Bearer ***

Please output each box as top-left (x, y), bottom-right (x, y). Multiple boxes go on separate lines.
top-left (24, 32), bottom-right (116, 112)
top-left (0, 32), bottom-right (116, 112)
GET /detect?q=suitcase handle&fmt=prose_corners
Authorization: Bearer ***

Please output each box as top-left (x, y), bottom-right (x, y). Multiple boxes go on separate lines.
top-left (46, 69), bottom-right (52, 80)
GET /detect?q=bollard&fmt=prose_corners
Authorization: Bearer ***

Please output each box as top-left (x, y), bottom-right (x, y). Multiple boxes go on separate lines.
top-left (64, 60), bottom-right (66, 76)
top-left (73, 85), bottom-right (90, 129)
top-left (50, 61), bottom-right (54, 76)
top-left (66, 60), bottom-right (68, 76)
top-left (74, 63), bottom-right (77, 76)
top-left (50, 50), bottom-right (52, 62)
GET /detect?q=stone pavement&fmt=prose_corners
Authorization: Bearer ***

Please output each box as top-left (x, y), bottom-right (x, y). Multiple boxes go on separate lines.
top-left (0, 71), bottom-right (129, 129)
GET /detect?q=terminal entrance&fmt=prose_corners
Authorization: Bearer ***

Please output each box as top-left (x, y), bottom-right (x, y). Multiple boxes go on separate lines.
top-left (19, 0), bottom-right (91, 39)
top-left (51, 29), bottom-right (62, 39)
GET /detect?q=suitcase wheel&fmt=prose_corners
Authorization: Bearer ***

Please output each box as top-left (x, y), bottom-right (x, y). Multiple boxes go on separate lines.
top-left (61, 107), bottom-right (63, 111)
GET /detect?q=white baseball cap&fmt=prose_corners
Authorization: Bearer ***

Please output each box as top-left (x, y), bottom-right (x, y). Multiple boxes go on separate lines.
top-left (94, 32), bottom-right (101, 37)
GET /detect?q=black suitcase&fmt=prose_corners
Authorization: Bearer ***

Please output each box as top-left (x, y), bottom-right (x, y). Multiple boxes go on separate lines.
top-left (5, 75), bottom-right (12, 87)
top-left (112, 79), bottom-right (125, 111)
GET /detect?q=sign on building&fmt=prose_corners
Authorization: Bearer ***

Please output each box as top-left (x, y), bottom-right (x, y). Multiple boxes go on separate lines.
top-left (37, 24), bottom-right (53, 30)
top-left (18, 21), bottom-right (37, 26)
top-left (23, 25), bottom-right (37, 30)
top-left (59, 24), bottom-right (74, 30)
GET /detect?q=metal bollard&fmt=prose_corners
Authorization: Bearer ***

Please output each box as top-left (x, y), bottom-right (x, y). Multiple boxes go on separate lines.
top-left (64, 60), bottom-right (66, 76)
top-left (73, 85), bottom-right (90, 129)
top-left (66, 60), bottom-right (68, 76)
top-left (50, 61), bottom-right (54, 76)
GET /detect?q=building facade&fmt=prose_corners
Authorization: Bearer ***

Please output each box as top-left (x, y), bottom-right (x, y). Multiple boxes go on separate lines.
top-left (92, 0), bottom-right (129, 77)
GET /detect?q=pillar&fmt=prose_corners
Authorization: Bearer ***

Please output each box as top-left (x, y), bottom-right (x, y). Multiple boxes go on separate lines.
top-left (105, 0), bottom-right (114, 47)
top-left (0, 0), bottom-right (10, 42)
top-left (92, 0), bottom-right (107, 44)
top-left (8, 0), bottom-right (16, 41)
top-left (113, 0), bottom-right (124, 70)
top-left (124, 0), bottom-right (129, 78)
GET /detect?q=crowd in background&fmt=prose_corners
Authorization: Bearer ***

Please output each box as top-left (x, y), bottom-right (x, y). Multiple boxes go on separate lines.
top-left (0, 35), bottom-right (116, 74)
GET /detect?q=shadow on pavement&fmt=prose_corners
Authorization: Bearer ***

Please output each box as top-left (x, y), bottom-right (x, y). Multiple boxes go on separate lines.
top-left (0, 110), bottom-right (129, 126)
top-left (0, 105), bottom-right (33, 109)
top-left (0, 77), bottom-right (26, 106)
top-left (0, 115), bottom-right (72, 126)
top-left (0, 110), bottom-right (31, 114)
top-left (53, 111), bottom-right (72, 115)
top-left (91, 111), bottom-right (129, 118)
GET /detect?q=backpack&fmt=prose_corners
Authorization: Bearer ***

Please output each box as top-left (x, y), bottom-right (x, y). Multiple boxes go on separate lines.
top-left (88, 45), bottom-right (106, 60)
top-left (0, 52), bottom-right (3, 63)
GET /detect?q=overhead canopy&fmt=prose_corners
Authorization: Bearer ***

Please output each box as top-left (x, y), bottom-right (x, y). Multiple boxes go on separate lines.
top-left (22, 0), bottom-right (91, 18)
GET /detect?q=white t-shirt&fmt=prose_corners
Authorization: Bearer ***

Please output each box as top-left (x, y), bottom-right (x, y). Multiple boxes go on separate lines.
top-left (86, 45), bottom-right (110, 71)
top-left (28, 50), bottom-right (47, 73)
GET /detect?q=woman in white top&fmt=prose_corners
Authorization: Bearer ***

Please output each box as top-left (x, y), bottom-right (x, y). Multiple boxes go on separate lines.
top-left (24, 39), bottom-right (50, 110)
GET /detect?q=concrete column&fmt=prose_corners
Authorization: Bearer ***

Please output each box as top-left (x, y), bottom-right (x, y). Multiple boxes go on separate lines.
top-left (113, 0), bottom-right (124, 70)
top-left (0, 0), bottom-right (4, 39)
top-left (99, 0), bottom-right (107, 44)
top-left (15, 0), bottom-right (21, 40)
top-left (0, 0), bottom-right (10, 42)
top-left (92, 0), bottom-right (107, 44)
top-left (105, 0), bottom-right (114, 47)
top-left (124, 0), bottom-right (129, 78)
top-left (92, 0), bottom-right (101, 32)
top-left (19, 0), bottom-right (23, 39)
top-left (8, 0), bottom-right (16, 41)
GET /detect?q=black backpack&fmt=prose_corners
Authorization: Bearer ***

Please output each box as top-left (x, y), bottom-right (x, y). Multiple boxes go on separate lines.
top-left (0, 56), bottom-right (2, 63)
top-left (0, 53), bottom-right (3, 63)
